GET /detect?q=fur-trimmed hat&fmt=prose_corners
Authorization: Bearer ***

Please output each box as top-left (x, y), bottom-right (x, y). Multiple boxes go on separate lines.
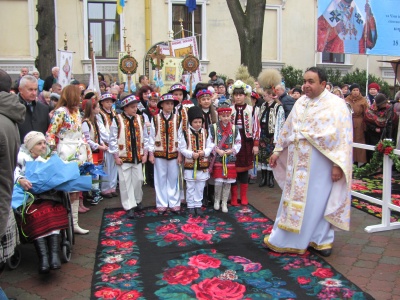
top-left (100, 92), bottom-right (117, 102)
top-left (157, 93), bottom-right (179, 109)
top-left (120, 94), bottom-right (139, 108)
top-left (368, 82), bottom-right (380, 91)
top-left (169, 83), bottom-right (188, 98)
top-left (196, 89), bottom-right (212, 99)
top-left (24, 131), bottom-right (46, 151)
top-left (187, 106), bottom-right (204, 124)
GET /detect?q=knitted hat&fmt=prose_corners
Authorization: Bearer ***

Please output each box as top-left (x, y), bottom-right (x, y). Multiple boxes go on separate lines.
top-left (374, 93), bottom-right (387, 107)
top-left (157, 93), bottom-right (179, 109)
top-left (292, 88), bottom-right (302, 94)
top-left (50, 93), bottom-right (60, 101)
top-left (196, 89), bottom-right (212, 99)
top-left (187, 106), bottom-right (204, 124)
top-left (24, 131), bottom-right (46, 151)
top-left (100, 92), bottom-right (116, 102)
top-left (217, 102), bottom-right (232, 115)
top-left (169, 83), bottom-right (188, 98)
top-left (120, 94), bottom-right (139, 108)
top-left (209, 71), bottom-right (217, 78)
top-left (349, 83), bottom-right (360, 92)
top-left (368, 82), bottom-right (380, 91)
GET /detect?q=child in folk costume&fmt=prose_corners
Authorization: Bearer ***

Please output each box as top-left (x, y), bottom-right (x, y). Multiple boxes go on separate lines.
top-left (210, 103), bottom-right (241, 213)
top-left (109, 95), bottom-right (148, 219)
top-left (81, 97), bottom-right (109, 206)
top-left (148, 94), bottom-right (182, 215)
top-left (178, 106), bottom-right (214, 216)
top-left (258, 88), bottom-right (285, 188)
top-left (228, 80), bottom-right (260, 206)
top-left (197, 89), bottom-right (218, 207)
top-left (142, 92), bottom-right (160, 188)
top-left (248, 91), bottom-right (262, 184)
top-left (97, 92), bottom-right (119, 199)
top-left (170, 83), bottom-right (192, 203)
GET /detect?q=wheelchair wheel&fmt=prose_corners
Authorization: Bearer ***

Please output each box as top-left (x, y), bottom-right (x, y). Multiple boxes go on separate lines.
top-left (61, 242), bottom-right (72, 263)
top-left (6, 247), bottom-right (21, 270)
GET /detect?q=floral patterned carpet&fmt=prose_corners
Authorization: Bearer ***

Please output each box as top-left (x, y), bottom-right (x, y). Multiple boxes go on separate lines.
top-left (91, 206), bottom-right (373, 300)
top-left (352, 173), bottom-right (400, 222)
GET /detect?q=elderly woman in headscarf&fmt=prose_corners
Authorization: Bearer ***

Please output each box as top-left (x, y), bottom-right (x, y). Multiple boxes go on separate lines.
top-left (365, 93), bottom-right (398, 160)
top-left (345, 83), bottom-right (368, 166)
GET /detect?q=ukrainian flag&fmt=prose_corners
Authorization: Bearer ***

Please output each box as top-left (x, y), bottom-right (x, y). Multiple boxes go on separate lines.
top-left (117, 0), bottom-right (125, 15)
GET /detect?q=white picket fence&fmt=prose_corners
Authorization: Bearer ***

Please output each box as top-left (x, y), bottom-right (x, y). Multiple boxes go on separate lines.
top-left (352, 142), bottom-right (400, 232)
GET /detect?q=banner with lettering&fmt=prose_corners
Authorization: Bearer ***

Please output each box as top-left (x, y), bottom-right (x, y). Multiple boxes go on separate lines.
top-left (317, 0), bottom-right (400, 55)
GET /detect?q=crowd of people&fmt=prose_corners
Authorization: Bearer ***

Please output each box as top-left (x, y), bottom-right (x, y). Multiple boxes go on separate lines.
top-left (1, 64), bottom-right (399, 286)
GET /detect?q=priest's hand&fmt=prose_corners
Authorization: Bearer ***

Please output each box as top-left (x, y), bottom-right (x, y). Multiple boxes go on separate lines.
top-left (115, 157), bottom-right (123, 166)
top-left (331, 166), bottom-right (343, 182)
top-left (269, 154), bottom-right (279, 168)
top-left (142, 156), bottom-right (147, 164)
top-left (149, 155), bottom-right (155, 164)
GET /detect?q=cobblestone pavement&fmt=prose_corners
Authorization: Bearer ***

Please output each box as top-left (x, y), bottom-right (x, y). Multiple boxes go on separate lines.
top-left (1, 182), bottom-right (400, 300)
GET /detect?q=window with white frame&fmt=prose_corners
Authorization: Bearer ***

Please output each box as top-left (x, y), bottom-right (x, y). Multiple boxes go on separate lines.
top-left (169, 0), bottom-right (206, 60)
top-left (87, 1), bottom-right (120, 59)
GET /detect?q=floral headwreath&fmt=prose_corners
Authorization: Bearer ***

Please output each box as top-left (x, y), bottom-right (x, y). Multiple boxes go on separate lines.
top-left (228, 80), bottom-right (252, 95)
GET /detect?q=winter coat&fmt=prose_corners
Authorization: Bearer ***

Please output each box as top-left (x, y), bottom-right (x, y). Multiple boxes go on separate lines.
top-left (0, 91), bottom-right (26, 237)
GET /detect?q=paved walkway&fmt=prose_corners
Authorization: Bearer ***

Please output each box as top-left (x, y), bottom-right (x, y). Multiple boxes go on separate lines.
top-left (1, 182), bottom-right (400, 299)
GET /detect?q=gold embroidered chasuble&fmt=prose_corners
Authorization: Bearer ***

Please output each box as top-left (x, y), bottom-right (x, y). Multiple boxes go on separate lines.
top-left (273, 90), bottom-right (353, 233)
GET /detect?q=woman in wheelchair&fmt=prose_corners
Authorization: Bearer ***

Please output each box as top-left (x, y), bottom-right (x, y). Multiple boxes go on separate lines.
top-left (15, 131), bottom-right (68, 274)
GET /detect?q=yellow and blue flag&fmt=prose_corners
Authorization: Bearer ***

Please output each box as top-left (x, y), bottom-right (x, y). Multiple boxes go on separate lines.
top-left (117, 0), bottom-right (125, 15)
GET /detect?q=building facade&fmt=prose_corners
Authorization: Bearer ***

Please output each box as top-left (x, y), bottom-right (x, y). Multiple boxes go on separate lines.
top-left (0, 0), bottom-right (397, 86)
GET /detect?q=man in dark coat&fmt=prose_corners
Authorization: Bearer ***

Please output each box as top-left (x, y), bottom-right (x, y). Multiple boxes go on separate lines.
top-left (275, 84), bottom-right (295, 119)
top-left (0, 69), bottom-right (26, 238)
top-left (43, 66), bottom-right (59, 91)
top-left (18, 75), bottom-right (50, 143)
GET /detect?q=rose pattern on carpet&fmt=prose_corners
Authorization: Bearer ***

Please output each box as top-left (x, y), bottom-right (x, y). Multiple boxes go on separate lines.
top-left (92, 206), bottom-right (373, 300)
top-left (352, 174), bottom-right (400, 221)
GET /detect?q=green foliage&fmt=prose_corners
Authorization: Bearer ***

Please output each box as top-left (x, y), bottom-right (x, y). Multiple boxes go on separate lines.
top-left (341, 68), bottom-right (391, 97)
top-left (280, 65), bottom-right (303, 89)
top-left (324, 68), bottom-right (342, 87)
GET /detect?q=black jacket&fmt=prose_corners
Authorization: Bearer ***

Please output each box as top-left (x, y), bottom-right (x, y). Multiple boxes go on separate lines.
top-left (43, 75), bottom-right (57, 91)
top-left (279, 92), bottom-right (295, 119)
top-left (17, 94), bottom-right (50, 143)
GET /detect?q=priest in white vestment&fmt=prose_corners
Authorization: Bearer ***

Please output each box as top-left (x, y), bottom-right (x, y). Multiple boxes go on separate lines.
top-left (264, 67), bottom-right (353, 257)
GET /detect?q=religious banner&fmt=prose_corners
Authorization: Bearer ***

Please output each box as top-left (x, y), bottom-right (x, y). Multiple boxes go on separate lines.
top-left (169, 36), bottom-right (202, 83)
top-left (58, 50), bottom-right (73, 88)
top-left (317, 0), bottom-right (400, 55)
top-left (161, 57), bottom-right (183, 94)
